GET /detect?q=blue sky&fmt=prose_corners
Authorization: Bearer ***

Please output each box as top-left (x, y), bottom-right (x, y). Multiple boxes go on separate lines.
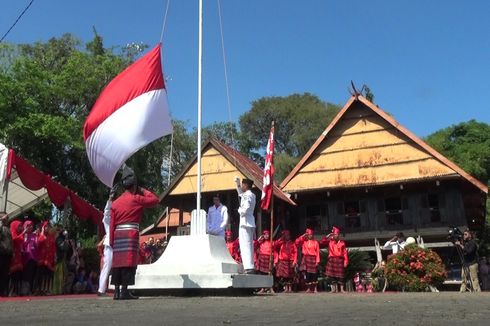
top-left (1, 0), bottom-right (489, 137)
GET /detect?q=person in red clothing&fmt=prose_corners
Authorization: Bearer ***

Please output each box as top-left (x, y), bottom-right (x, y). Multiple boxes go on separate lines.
top-left (274, 230), bottom-right (297, 293)
top-left (37, 221), bottom-right (56, 295)
top-left (110, 166), bottom-right (159, 300)
top-left (320, 226), bottom-right (349, 293)
top-left (225, 230), bottom-right (241, 263)
top-left (295, 228), bottom-right (320, 293)
top-left (9, 220), bottom-right (24, 296)
top-left (254, 230), bottom-right (273, 275)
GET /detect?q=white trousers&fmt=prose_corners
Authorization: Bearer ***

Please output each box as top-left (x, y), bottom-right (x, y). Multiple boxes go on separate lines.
top-left (98, 245), bottom-right (113, 293)
top-left (239, 226), bottom-right (255, 270)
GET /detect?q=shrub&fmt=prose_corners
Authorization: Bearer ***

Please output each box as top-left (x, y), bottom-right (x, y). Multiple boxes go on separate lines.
top-left (385, 244), bottom-right (447, 292)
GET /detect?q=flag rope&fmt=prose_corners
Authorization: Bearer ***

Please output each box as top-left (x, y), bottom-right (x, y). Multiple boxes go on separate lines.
top-left (159, 0), bottom-right (172, 43)
top-left (217, 0), bottom-right (238, 166)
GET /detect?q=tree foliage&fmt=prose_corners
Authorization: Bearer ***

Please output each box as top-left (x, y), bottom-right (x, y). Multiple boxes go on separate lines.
top-left (425, 120), bottom-right (490, 183)
top-left (239, 93), bottom-right (340, 180)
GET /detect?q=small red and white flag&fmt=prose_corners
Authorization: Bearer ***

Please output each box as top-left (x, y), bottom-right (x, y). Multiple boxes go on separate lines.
top-left (261, 122), bottom-right (275, 211)
top-left (83, 44), bottom-right (172, 187)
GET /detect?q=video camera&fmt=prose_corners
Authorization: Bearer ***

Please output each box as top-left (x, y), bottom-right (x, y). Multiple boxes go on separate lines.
top-left (447, 227), bottom-right (464, 243)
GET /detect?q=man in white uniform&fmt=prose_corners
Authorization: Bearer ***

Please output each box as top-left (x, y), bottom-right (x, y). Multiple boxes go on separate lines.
top-left (97, 188), bottom-right (115, 296)
top-left (207, 194), bottom-right (229, 237)
top-left (234, 176), bottom-right (256, 274)
top-left (383, 232), bottom-right (406, 255)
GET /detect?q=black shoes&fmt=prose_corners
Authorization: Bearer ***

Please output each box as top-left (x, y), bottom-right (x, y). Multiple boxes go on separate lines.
top-left (119, 288), bottom-right (139, 300)
top-left (244, 269), bottom-right (256, 274)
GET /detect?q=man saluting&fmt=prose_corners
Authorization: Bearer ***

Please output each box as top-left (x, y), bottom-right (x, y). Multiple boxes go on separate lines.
top-left (110, 167), bottom-right (159, 300)
top-left (234, 176), bottom-right (256, 274)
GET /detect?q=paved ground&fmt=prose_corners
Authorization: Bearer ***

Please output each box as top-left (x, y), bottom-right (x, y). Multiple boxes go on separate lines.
top-left (1, 292), bottom-right (489, 325)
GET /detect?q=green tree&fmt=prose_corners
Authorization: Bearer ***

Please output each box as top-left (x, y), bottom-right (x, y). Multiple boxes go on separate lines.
top-left (239, 93), bottom-right (340, 181)
top-left (425, 120), bottom-right (490, 255)
top-left (425, 120), bottom-right (490, 183)
top-left (0, 33), bottom-right (167, 231)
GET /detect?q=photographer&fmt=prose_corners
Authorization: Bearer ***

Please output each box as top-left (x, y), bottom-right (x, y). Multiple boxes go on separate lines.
top-left (455, 229), bottom-right (481, 292)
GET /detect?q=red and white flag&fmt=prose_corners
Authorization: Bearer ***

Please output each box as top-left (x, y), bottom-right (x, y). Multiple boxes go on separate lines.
top-left (261, 123), bottom-right (275, 210)
top-left (83, 44), bottom-right (172, 187)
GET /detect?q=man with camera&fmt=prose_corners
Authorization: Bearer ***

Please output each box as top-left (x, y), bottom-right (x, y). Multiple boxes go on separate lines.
top-left (455, 229), bottom-right (481, 292)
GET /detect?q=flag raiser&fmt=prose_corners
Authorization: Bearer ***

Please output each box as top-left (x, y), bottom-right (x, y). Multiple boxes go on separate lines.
top-left (83, 44), bottom-right (172, 187)
top-left (260, 122), bottom-right (275, 211)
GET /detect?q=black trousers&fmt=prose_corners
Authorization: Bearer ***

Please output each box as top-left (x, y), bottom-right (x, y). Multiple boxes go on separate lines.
top-left (305, 272), bottom-right (318, 283)
top-left (0, 254), bottom-right (12, 296)
top-left (111, 267), bottom-right (137, 286)
top-left (23, 259), bottom-right (38, 293)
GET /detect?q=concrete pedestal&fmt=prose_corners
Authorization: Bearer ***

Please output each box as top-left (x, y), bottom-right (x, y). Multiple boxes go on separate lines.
top-left (131, 234), bottom-right (272, 290)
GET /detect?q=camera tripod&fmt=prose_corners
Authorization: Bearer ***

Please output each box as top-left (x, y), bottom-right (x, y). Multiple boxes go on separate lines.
top-left (453, 243), bottom-right (474, 292)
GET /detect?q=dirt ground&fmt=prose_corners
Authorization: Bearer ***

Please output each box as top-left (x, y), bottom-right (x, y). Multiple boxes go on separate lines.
top-left (0, 292), bottom-right (489, 326)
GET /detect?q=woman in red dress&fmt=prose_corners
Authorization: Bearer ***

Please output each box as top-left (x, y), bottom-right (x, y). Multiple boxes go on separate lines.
top-left (9, 220), bottom-right (23, 296)
top-left (37, 221), bottom-right (56, 295)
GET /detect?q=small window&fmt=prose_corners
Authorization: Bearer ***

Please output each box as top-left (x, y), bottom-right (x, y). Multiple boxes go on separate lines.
top-left (385, 197), bottom-right (402, 212)
top-left (306, 205), bottom-right (323, 233)
top-left (344, 201), bottom-right (360, 228)
top-left (428, 194), bottom-right (441, 222)
top-left (385, 197), bottom-right (403, 225)
top-left (344, 201), bottom-right (360, 216)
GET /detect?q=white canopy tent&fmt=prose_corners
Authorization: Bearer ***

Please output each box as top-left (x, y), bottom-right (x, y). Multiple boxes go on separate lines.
top-left (0, 143), bottom-right (48, 219)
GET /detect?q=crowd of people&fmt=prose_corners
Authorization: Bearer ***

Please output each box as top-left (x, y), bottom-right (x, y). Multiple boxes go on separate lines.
top-left (139, 237), bottom-right (167, 264)
top-left (0, 213), bottom-right (99, 297)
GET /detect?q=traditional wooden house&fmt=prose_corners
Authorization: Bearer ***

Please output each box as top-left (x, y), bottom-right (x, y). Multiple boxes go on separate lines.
top-left (280, 95), bottom-right (488, 250)
top-left (139, 208), bottom-right (192, 243)
top-left (159, 138), bottom-right (296, 236)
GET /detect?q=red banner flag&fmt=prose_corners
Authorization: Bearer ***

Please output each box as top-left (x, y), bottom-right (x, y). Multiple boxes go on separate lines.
top-left (261, 123), bottom-right (275, 210)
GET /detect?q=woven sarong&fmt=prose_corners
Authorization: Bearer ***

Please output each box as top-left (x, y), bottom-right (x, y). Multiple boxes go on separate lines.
top-left (325, 256), bottom-right (345, 279)
top-left (276, 260), bottom-right (294, 279)
top-left (301, 255), bottom-right (317, 274)
top-left (112, 224), bottom-right (139, 268)
top-left (257, 254), bottom-right (272, 274)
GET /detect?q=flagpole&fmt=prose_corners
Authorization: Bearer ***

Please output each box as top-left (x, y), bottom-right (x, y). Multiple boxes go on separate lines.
top-left (268, 120), bottom-right (275, 276)
top-left (196, 0), bottom-right (203, 215)
top-left (268, 196), bottom-right (275, 275)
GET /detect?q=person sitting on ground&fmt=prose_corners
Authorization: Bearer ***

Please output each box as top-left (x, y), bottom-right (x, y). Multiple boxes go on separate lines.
top-left (73, 267), bottom-right (88, 294)
top-left (383, 232), bottom-right (406, 255)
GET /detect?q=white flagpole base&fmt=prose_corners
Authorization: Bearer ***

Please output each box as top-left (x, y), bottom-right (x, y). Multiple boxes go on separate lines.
top-left (128, 234), bottom-right (272, 290)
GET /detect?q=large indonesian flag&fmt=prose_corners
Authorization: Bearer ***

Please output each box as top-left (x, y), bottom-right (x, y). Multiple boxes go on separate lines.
top-left (260, 123), bottom-right (275, 210)
top-left (83, 44), bottom-right (172, 187)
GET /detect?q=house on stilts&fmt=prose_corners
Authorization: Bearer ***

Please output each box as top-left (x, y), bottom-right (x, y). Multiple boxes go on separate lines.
top-left (280, 95), bottom-right (487, 274)
top-left (159, 138), bottom-right (296, 237)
